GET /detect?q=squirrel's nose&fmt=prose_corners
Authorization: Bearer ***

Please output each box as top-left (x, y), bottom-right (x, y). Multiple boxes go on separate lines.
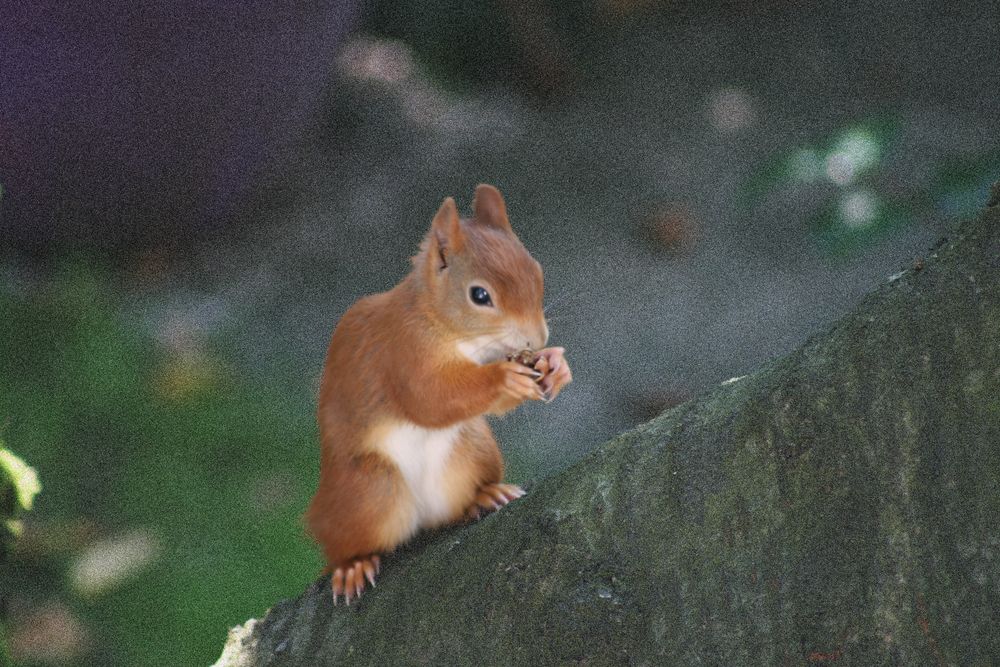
top-left (521, 320), bottom-right (549, 351)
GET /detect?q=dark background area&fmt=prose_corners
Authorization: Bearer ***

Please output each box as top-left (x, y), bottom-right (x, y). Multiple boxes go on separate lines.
top-left (1, 1), bottom-right (998, 664)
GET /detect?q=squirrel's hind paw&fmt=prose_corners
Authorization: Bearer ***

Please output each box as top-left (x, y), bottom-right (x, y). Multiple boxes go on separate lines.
top-left (465, 483), bottom-right (525, 521)
top-left (331, 554), bottom-right (381, 605)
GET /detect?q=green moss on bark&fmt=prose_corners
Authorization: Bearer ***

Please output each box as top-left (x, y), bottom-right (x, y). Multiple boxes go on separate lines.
top-left (216, 196), bottom-right (1000, 666)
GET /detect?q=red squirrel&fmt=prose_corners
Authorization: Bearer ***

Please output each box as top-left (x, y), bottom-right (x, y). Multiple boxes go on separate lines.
top-left (306, 184), bottom-right (572, 604)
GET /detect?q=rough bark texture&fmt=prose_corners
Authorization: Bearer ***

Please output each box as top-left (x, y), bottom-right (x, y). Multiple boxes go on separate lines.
top-left (217, 191), bottom-right (1000, 666)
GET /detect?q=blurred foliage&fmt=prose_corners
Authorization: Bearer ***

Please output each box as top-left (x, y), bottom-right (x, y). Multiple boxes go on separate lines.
top-left (808, 192), bottom-right (914, 257)
top-left (740, 117), bottom-right (903, 256)
top-left (0, 449), bottom-right (41, 513)
top-left (1, 455), bottom-right (16, 560)
top-left (1, 444), bottom-right (30, 667)
top-left (362, 0), bottom-right (609, 97)
top-left (928, 151), bottom-right (1000, 220)
top-left (0, 263), bottom-right (321, 666)
top-left (1, 444), bottom-right (39, 667)
top-left (742, 119), bottom-right (899, 199)
top-left (1, 446), bottom-right (40, 559)
top-left (742, 118), bottom-right (1000, 257)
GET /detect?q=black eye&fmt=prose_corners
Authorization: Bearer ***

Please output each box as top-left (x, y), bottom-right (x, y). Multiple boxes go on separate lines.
top-left (470, 286), bottom-right (493, 307)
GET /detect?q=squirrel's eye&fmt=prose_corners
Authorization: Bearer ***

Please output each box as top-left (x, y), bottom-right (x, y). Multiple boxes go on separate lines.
top-left (470, 286), bottom-right (493, 307)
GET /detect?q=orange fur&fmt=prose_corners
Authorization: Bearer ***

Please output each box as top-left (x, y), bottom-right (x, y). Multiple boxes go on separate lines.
top-left (305, 185), bottom-right (570, 602)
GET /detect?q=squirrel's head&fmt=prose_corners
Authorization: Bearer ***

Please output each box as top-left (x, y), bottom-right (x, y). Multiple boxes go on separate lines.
top-left (415, 184), bottom-right (548, 363)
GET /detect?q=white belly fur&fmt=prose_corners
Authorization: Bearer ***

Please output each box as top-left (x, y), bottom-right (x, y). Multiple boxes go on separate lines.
top-left (378, 422), bottom-right (462, 528)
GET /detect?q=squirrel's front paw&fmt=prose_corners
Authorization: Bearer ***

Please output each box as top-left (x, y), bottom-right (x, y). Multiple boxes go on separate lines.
top-left (533, 347), bottom-right (572, 402)
top-left (465, 483), bottom-right (525, 521)
top-left (498, 361), bottom-right (545, 402)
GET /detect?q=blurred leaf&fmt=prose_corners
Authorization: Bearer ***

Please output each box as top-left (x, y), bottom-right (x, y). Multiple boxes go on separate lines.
top-left (4, 521), bottom-right (22, 539)
top-left (739, 116), bottom-right (900, 209)
top-left (0, 448), bottom-right (41, 512)
top-left (808, 190), bottom-right (915, 258)
top-left (69, 529), bottom-right (161, 598)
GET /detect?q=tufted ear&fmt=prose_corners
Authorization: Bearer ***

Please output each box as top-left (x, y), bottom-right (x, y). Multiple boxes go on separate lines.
top-left (428, 196), bottom-right (464, 271)
top-left (471, 184), bottom-right (512, 232)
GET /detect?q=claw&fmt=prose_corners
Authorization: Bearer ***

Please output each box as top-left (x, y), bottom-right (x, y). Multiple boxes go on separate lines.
top-left (331, 567), bottom-right (345, 606)
top-left (345, 565), bottom-right (356, 605)
top-left (354, 562), bottom-right (364, 599)
top-left (534, 347), bottom-right (571, 401)
top-left (330, 556), bottom-right (380, 604)
top-left (466, 483), bottom-right (525, 520)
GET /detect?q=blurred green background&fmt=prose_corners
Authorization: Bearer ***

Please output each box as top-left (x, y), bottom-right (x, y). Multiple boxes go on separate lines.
top-left (2, 1), bottom-right (999, 665)
top-left (0, 266), bottom-right (319, 665)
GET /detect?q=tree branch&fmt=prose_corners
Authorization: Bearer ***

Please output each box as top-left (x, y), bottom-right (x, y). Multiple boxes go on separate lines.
top-left (216, 189), bottom-right (1000, 666)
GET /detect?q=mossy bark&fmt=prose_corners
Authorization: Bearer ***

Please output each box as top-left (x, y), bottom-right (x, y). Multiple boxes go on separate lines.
top-left (217, 192), bottom-right (1000, 667)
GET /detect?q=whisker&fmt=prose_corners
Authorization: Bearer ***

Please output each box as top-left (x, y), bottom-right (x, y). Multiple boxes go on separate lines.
top-left (458, 329), bottom-right (506, 344)
top-left (461, 330), bottom-right (510, 361)
top-left (543, 313), bottom-right (574, 326)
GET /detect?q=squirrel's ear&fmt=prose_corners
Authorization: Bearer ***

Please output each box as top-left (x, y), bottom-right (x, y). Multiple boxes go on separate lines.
top-left (429, 196), bottom-right (464, 270)
top-left (471, 184), bottom-right (512, 232)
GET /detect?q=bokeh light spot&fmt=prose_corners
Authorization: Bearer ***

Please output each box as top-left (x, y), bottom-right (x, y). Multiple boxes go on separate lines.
top-left (838, 189), bottom-right (880, 228)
